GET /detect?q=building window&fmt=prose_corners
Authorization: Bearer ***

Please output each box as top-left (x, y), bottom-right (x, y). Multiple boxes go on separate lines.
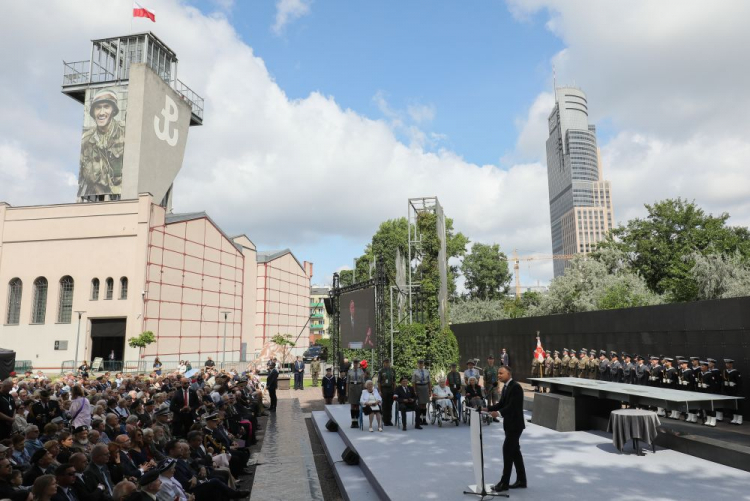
top-left (57, 276), bottom-right (74, 324)
top-left (105, 278), bottom-right (114, 300)
top-left (120, 277), bottom-right (128, 300)
top-left (6, 278), bottom-right (22, 325)
top-left (31, 277), bottom-right (47, 324)
top-left (91, 278), bottom-right (100, 300)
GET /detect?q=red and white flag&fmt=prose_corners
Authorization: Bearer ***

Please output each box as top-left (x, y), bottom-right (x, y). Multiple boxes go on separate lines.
top-left (534, 336), bottom-right (546, 362)
top-left (133, 1), bottom-right (156, 22)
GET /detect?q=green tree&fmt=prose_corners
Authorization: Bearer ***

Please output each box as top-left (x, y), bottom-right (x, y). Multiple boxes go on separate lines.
top-left (450, 298), bottom-right (507, 324)
top-left (270, 333), bottom-right (296, 367)
top-left (127, 331), bottom-right (156, 361)
top-left (391, 323), bottom-right (459, 382)
top-left (461, 243), bottom-right (512, 299)
top-left (597, 198), bottom-right (750, 302)
top-left (528, 255), bottom-right (662, 316)
top-left (690, 252), bottom-right (750, 300)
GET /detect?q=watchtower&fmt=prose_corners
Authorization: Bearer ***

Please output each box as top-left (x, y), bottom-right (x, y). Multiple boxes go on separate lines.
top-left (62, 33), bottom-right (204, 208)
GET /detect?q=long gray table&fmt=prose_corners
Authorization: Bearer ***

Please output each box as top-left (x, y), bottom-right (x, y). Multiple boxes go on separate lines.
top-left (528, 377), bottom-right (743, 413)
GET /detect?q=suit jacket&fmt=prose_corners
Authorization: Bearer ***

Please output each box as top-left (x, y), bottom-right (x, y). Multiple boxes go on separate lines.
top-left (0, 478), bottom-right (29, 501)
top-left (118, 451), bottom-right (142, 478)
top-left (488, 379), bottom-right (525, 436)
top-left (73, 474), bottom-right (109, 501)
top-left (170, 388), bottom-right (200, 413)
top-left (173, 458), bottom-right (196, 491)
top-left (22, 464), bottom-right (50, 486)
top-left (501, 353), bottom-right (509, 367)
top-left (83, 463), bottom-right (115, 499)
top-left (267, 369), bottom-right (279, 390)
top-left (395, 386), bottom-right (417, 404)
top-left (30, 399), bottom-right (61, 427)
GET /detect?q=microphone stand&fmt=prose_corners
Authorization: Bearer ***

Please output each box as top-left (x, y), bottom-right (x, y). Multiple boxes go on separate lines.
top-left (464, 410), bottom-right (509, 499)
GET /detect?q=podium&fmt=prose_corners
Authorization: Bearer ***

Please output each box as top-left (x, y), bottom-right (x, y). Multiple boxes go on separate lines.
top-left (464, 408), bottom-right (509, 498)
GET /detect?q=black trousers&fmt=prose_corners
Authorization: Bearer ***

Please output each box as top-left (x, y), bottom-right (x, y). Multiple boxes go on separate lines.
top-left (268, 387), bottom-right (277, 410)
top-left (500, 431), bottom-right (526, 485)
top-left (381, 390), bottom-right (394, 424)
top-left (191, 477), bottom-right (241, 501)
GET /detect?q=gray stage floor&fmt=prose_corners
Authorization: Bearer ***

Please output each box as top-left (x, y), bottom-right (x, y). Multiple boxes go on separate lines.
top-left (324, 405), bottom-right (750, 500)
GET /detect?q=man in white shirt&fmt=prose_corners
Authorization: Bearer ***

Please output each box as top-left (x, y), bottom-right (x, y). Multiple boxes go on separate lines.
top-left (464, 360), bottom-right (481, 386)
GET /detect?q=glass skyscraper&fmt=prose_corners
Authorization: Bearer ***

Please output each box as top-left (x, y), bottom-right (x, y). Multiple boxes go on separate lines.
top-left (546, 87), bottom-right (614, 277)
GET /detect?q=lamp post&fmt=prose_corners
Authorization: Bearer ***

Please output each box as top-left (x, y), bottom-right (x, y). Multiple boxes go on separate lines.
top-left (74, 311), bottom-right (86, 370)
top-left (220, 311), bottom-right (232, 368)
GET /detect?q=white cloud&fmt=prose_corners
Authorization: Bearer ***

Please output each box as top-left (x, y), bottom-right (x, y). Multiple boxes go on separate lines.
top-left (272, 0), bottom-right (311, 35)
top-left (407, 103), bottom-right (436, 124)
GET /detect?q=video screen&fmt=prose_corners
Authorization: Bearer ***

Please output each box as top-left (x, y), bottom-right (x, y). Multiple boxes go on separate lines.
top-left (340, 287), bottom-right (376, 349)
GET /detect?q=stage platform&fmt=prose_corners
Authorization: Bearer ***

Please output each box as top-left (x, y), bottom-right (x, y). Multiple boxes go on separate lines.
top-left (529, 377), bottom-right (743, 412)
top-left (314, 404), bottom-right (750, 501)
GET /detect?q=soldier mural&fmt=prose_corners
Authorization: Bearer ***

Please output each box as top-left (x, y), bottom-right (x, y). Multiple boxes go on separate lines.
top-left (78, 87), bottom-right (127, 197)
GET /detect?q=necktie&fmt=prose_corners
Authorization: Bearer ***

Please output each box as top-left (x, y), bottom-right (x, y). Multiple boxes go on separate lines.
top-left (420, 369), bottom-right (424, 383)
top-left (100, 465), bottom-right (113, 494)
top-left (184, 389), bottom-right (189, 408)
top-left (501, 383), bottom-right (508, 402)
top-left (66, 487), bottom-right (78, 501)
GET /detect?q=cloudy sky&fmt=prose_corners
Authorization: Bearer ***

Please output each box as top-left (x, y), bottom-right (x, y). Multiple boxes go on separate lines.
top-left (1, 1), bottom-right (749, 287)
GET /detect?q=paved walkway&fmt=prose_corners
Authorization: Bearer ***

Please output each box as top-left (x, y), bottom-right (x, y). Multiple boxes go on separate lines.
top-left (250, 397), bottom-right (325, 501)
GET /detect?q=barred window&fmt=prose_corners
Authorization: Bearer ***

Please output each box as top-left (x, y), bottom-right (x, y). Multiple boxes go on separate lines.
top-left (31, 277), bottom-right (47, 324)
top-left (105, 278), bottom-right (114, 300)
top-left (91, 278), bottom-right (100, 300)
top-left (119, 277), bottom-right (128, 300)
top-left (6, 278), bottom-right (22, 325)
top-left (57, 276), bottom-right (74, 323)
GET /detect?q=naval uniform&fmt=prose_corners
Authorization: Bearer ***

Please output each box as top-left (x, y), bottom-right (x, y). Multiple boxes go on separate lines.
top-left (336, 374), bottom-right (348, 404)
top-left (649, 363), bottom-right (663, 388)
top-left (634, 362), bottom-right (650, 386)
top-left (723, 367), bottom-right (743, 424)
top-left (322, 374), bottom-right (336, 405)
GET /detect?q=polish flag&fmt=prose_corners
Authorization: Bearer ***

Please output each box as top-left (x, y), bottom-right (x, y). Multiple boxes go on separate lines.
top-left (133, 1), bottom-right (156, 22)
top-left (534, 336), bottom-right (546, 362)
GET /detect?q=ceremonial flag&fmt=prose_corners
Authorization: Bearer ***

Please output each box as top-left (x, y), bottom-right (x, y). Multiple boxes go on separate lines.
top-left (534, 336), bottom-right (546, 362)
top-left (133, 1), bottom-right (156, 22)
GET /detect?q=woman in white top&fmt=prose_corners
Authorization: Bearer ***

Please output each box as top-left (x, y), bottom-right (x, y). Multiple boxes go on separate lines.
top-left (67, 385), bottom-right (91, 429)
top-left (432, 379), bottom-right (456, 421)
top-left (360, 380), bottom-right (383, 432)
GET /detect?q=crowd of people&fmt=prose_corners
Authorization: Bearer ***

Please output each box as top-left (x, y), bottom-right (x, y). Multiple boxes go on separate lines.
top-left (532, 349), bottom-right (744, 426)
top-left (0, 360), bottom-right (270, 501)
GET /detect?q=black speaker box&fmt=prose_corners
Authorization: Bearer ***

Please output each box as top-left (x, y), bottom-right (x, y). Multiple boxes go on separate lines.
top-left (325, 419), bottom-right (339, 432)
top-left (341, 446), bottom-right (359, 465)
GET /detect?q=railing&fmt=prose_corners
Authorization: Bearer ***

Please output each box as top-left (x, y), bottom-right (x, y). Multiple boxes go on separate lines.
top-left (173, 79), bottom-right (204, 121)
top-left (62, 61), bottom-right (89, 86)
top-left (14, 360), bottom-right (33, 373)
top-left (310, 302), bottom-right (324, 307)
top-left (60, 361), bottom-right (76, 374)
top-left (310, 313), bottom-right (324, 318)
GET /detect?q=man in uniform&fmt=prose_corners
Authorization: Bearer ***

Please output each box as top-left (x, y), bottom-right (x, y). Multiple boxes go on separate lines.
top-left (336, 369), bottom-right (348, 405)
top-left (678, 359), bottom-right (698, 422)
top-left (588, 350), bottom-right (598, 380)
top-left (690, 356), bottom-right (702, 383)
top-left (723, 359), bottom-right (743, 425)
top-left (447, 363), bottom-right (463, 414)
top-left (464, 360), bottom-right (480, 387)
top-left (598, 350), bottom-right (610, 381)
top-left (707, 358), bottom-right (724, 421)
top-left (609, 352), bottom-right (623, 383)
top-left (485, 356), bottom-right (500, 405)
top-left (377, 359), bottom-right (396, 426)
top-left (621, 354), bottom-right (634, 384)
top-left (561, 349), bottom-right (570, 377)
top-left (697, 361), bottom-right (717, 426)
top-left (79, 88), bottom-right (125, 197)
top-left (553, 351), bottom-right (562, 377)
top-left (543, 352), bottom-right (554, 379)
top-left (577, 349), bottom-right (589, 378)
top-left (347, 360), bottom-right (365, 428)
top-left (634, 356), bottom-right (650, 386)
top-left (530, 355), bottom-right (542, 390)
top-left (412, 360), bottom-right (432, 426)
top-left (310, 357), bottom-right (321, 387)
top-left (648, 356), bottom-right (665, 416)
top-left (321, 367), bottom-right (336, 405)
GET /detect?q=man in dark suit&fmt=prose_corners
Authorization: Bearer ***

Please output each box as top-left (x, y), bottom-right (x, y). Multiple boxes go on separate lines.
top-left (30, 390), bottom-right (61, 428)
top-left (501, 349), bottom-right (509, 368)
top-left (345, 299), bottom-right (374, 348)
top-left (293, 357), bottom-right (305, 390)
top-left (22, 448), bottom-right (54, 486)
top-left (52, 463), bottom-right (80, 501)
top-left (267, 364), bottom-right (279, 412)
top-left (485, 366), bottom-right (526, 493)
top-left (83, 444), bottom-right (116, 499)
top-left (169, 378), bottom-right (200, 437)
top-left (394, 377), bottom-right (422, 431)
top-left (69, 452), bottom-right (108, 501)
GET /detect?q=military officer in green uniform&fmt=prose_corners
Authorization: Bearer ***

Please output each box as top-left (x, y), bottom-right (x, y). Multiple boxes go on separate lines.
top-left (412, 360), bottom-right (432, 426)
top-left (569, 349), bottom-right (579, 378)
top-left (79, 88), bottom-right (125, 197)
top-left (561, 349), bottom-right (570, 377)
top-left (310, 357), bottom-right (321, 387)
top-left (578, 349), bottom-right (589, 378)
top-left (484, 355), bottom-right (500, 406)
top-left (553, 350), bottom-right (562, 377)
top-left (377, 359), bottom-right (396, 426)
top-left (587, 349), bottom-right (598, 380)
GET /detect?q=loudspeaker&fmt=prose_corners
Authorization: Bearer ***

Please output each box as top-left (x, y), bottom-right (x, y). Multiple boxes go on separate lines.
top-left (341, 446), bottom-right (359, 465)
top-left (324, 297), bottom-right (334, 315)
top-left (325, 419), bottom-right (339, 432)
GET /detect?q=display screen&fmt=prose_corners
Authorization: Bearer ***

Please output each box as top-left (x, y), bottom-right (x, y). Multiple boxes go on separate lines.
top-left (340, 287), bottom-right (376, 349)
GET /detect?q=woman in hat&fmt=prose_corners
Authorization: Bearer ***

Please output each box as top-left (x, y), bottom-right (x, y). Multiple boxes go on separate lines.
top-left (360, 381), bottom-right (383, 432)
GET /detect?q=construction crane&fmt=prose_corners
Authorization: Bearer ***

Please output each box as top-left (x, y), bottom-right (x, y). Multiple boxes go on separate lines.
top-left (502, 249), bottom-right (577, 299)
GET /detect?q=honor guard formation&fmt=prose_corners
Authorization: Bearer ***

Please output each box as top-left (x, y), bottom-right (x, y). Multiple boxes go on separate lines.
top-left (534, 349), bottom-right (743, 426)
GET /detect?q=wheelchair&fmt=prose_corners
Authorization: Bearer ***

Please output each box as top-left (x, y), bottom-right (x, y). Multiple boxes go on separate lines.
top-left (427, 398), bottom-right (460, 427)
top-left (461, 394), bottom-right (493, 426)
